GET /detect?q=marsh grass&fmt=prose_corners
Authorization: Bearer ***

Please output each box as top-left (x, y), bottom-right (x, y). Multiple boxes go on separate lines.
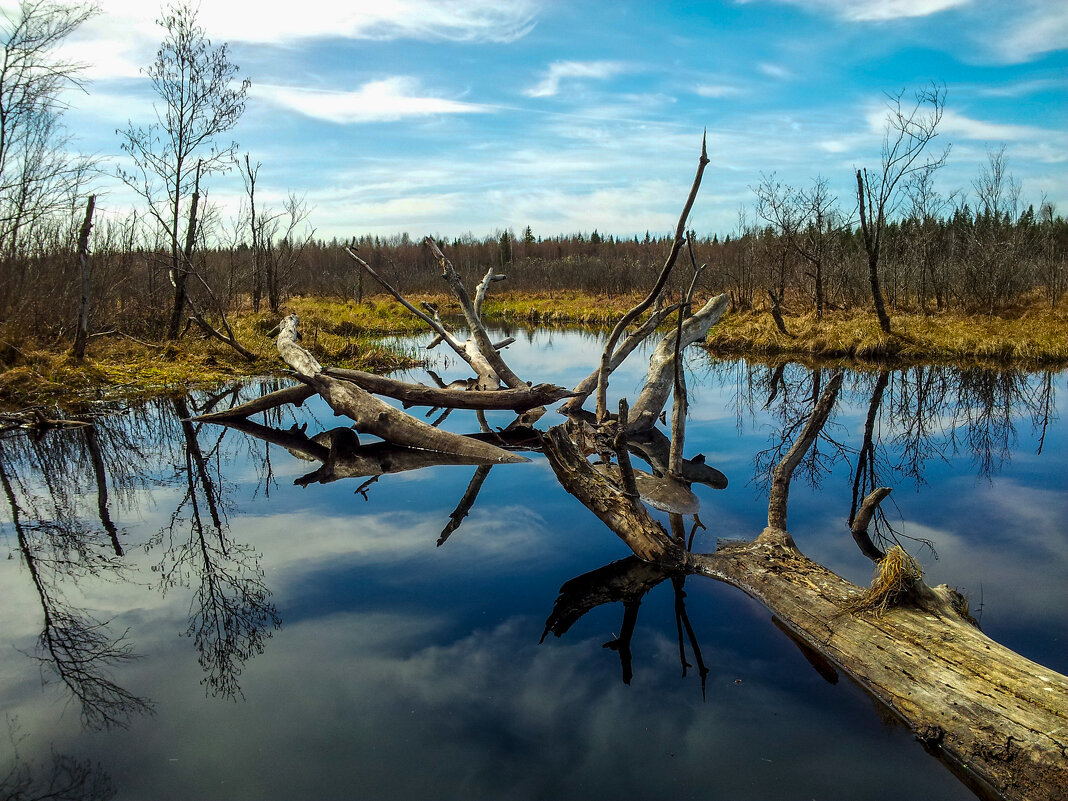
top-left (4, 292), bottom-right (1066, 410)
top-left (705, 306), bottom-right (1068, 367)
top-left (845, 546), bottom-right (925, 616)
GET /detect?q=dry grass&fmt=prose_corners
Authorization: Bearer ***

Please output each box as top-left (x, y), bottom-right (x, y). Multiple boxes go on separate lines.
top-left (0, 302), bottom-right (422, 411)
top-left (705, 305), bottom-right (1068, 367)
top-left (845, 546), bottom-right (925, 616)
top-left (5, 291), bottom-right (1066, 410)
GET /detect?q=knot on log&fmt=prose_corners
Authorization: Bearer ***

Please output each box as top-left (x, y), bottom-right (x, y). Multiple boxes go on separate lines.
top-left (917, 725), bottom-right (945, 748)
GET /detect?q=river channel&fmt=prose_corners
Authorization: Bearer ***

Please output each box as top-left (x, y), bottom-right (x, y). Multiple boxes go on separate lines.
top-left (1, 327), bottom-right (1065, 800)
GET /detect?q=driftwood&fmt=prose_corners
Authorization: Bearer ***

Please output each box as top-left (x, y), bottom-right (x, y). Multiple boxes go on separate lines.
top-left (323, 368), bottom-right (573, 411)
top-left (628, 293), bottom-right (729, 433)
top-left (271, 314), bottom-right (525, 465)
top-left (543, 399), bottom-right (1068, 801)
top-left (186, 141), bottom-right (1068, 800)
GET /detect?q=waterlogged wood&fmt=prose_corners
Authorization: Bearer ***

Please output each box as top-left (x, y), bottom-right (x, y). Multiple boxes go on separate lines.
top-left (691, 531), bottom-right (1068, 801)
top-left (628, 294), bottom-right (729, 432)
top-left (273, 315), bottom-right (526, 465)
top-left (543, 424), bottom-right (682, 565)
top-left (592, 462), bottom-right (700, 515)
top-left (626, 428), bottom-right (727, 490)
top-left (544, 413), bottom-right (1068, 801)
top-left (323, 367), bottom-right (573, 411)
top-left (193, 384), bottom-right (316, 422)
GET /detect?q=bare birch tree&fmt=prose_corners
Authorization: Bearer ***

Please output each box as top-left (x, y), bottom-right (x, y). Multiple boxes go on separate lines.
top-left (0, 0), bottom-right (96, 258)
top-left (856, 83), bottom-right (948, 333)
top-left (117, 1), bottom-right (249, 339)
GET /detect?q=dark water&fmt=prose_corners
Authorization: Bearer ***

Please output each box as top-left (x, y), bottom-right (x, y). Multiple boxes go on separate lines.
top-left (1, 328), bottom-right (1065, 801)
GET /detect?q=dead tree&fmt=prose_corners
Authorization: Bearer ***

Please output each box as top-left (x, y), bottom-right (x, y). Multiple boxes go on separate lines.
top-left (270, 314), bottom-right (526, 465)
top-left (190, 139), bottom-right (1067, 800)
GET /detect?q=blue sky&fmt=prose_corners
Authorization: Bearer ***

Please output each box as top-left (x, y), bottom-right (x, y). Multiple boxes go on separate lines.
top-left (41, 0), bottom-right (1068, 240)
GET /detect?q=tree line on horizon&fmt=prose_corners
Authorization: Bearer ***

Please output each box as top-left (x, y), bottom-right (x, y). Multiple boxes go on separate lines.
top-left (0, 0), bottom-right (1065, 361)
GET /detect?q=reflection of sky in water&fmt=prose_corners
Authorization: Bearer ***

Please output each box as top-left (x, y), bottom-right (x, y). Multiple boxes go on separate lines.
top-left (0, 329), bottom-right (1064, 800)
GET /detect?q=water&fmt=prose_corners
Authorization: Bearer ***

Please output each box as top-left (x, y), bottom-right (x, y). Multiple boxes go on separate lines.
top-left (1, 327), bottom-right (1065, 801)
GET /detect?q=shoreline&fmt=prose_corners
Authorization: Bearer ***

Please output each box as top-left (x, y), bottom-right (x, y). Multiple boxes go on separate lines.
top-left (2, 293), bottom-right (1066, 412)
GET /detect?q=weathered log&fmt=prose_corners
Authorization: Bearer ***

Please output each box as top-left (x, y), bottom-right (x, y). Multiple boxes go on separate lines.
top-left (193, 384), bottom-right (316, 422)
top-left (424, 238), bottom-right (527, 389)
top-left (543, 423), bottom-right (683, 565)
top-left (543, 409), bottom-right (1068, 801)
top-left (273, 315), bottom-right (527, 465)
top-left (592, 462), bottom-right (699, 515)
top-left (322, 367), bottom-right (574, 411)
top-left (348, 247), bottom-right (519, 393)
top-left (852, 486), bottom-right (891, 561)
top-left (628, 294), bottom-right (729, 432)
top-left (560, 302), bottom-right (680, 413)
top-left (626, 428), bottom-right (727, 490)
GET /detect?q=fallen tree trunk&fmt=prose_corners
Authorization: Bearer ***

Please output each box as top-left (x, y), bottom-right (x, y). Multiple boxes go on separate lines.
top-left (323, 368), bottom-right (574, 411)
top-left (272, 314), bottom-right (527, 465)
top-left (543, 418), bottom-right (1068, 801)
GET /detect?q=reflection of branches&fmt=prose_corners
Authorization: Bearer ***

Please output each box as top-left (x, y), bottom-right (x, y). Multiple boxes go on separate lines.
top-left (0, 447), bottom-right (152, 730)
top-left (438, 466), bottom-right (492, 546)
top-left (755, 367), bottom-right (847, 496)
top-left (1, 718), bottom-right (115, 801)
top-left (156, 398), bottom-right (280, 699)
top-left (542, 557), bottom-right (708, 689)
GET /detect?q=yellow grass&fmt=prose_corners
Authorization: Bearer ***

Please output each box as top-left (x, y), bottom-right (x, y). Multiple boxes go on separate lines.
top-left (705, 306), bottom-right (1068, 367)
top-left (845, 545), bottom-right (925, 616)
top-left (4, 292), bottom-right (1066, 410)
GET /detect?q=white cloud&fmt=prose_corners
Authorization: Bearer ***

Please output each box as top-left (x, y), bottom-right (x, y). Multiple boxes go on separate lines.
top-left (524, 61), bottom-right (630, 98)
top-left (738, 0), bottom-right (968, 21)
top-left (984, 1), bottom-right (1068, 62)
top-left (50, 0), bottom-right (539, 81)
top-left (251, 78), bottom-right (489, 124)
top-left (758, 62), bottom-right (792, 80)
top-left (937, 110), bottom-right (1049, 142)
top-left (696, 84), bottom-right (742, 98)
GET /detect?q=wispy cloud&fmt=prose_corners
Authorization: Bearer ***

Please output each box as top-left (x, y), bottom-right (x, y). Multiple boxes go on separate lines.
top-left (252, 78), bottom-right (488, 124)
top-left (57, 0), bottom-right (540, 81)
top-left (758, 62), bottom-right (792, 80)
top-left (934, 110), bottom-right (1049, 142)
top-left (523, 61), bottom-right (630, 98)
top-left (696, 84), bottom-right (742, 98)
top-left (983, 2), bottom-right (1068, 63)
top-left (738, 0), bottom-right (968, 21)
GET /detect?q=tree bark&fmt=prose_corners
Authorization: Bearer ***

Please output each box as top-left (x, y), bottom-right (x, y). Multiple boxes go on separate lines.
top-left (273, 315), bottom-right (526, 465)
top-left (71, 195), bottom-right (95, 361)
top-left (627, 294), bottom-right (728, 432)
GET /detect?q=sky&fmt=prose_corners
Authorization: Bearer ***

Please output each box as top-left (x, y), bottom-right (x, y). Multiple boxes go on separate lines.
top-left (25, 0), bottom-right (1068, 240)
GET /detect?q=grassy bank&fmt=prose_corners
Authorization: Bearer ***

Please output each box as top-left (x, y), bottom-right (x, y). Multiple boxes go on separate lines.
top-left (705, 306), bottom-right (1068, 367)
top-left (0, 296), bottom-right (426, 411)
top-left (3, 292), bottom-right (1066, 411)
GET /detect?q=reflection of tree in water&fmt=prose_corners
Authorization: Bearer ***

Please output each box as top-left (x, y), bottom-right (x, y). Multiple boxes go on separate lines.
top-left (152, 397), bottom-right (280, 699)
top-left (0, 718), bottom-right (115, 801)
top-left (752, 365), bottom-right (849, 495)
top-left (0, 432), bottom-right (153, 730)
top-left (710, 360), bottom-right (1061, 557)
top-left (541, 556), bottom-right (710, 692)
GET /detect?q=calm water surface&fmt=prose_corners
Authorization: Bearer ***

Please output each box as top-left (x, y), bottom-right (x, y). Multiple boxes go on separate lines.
top-left (1, 327), bottom-right (1065, 800)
